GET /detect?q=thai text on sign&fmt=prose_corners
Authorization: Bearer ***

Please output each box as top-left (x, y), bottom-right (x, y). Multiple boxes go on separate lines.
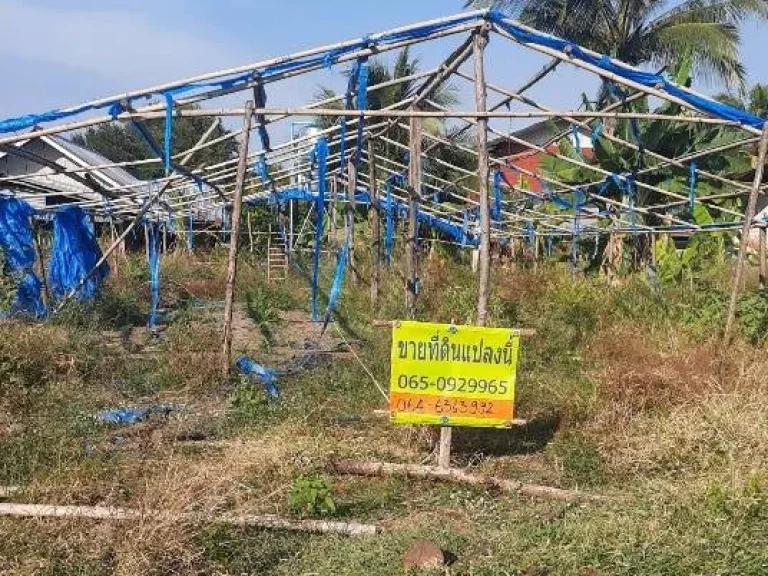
top-left (389, 321), bottom-right (521, 428)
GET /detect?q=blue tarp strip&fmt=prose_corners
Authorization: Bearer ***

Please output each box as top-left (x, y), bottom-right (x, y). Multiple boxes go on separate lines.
top-left (488, 12), bottom-right (765, 129)
top-left (492, 170), bottom-right (503, 222)
top-left (236, 355), bottom-right (280, 399)
top-left (689, 161), bottom-right (697, 211)
top-left (163, 92), bottom-right (174, 176)
top-left (147, 222), bottom-right (161, 329)
top-left (311, 137), bottom-right (328, 321)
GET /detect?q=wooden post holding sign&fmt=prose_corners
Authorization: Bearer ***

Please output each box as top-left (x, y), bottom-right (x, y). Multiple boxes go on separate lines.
top-left (389, 321), bottom-right (522, 430)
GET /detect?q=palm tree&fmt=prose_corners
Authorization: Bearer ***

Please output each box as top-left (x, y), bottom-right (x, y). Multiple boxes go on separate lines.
top-left (465, 0), bottom-right (768, 89)
top-left (716, 83), bottom-right (768, 117)
top-left (314, 47), bottom-right (475, 188)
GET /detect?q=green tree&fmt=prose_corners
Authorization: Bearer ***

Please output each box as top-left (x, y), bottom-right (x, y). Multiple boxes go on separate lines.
top-left (72, 104), bottom-right (237, 181)
top-left (314, 48), bottom-right (475, 196)
top-left (465, 0), bottom-right (768, 89)
top-left (716, 83), bottom-right (768, 117)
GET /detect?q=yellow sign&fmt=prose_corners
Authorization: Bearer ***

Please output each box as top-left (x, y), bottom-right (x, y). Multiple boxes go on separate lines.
top-left (389, 321), bottom-right (521, 428)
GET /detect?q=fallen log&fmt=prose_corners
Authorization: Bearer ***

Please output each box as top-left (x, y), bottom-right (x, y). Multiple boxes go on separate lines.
top-left (330, 459), bottom-right (614, 504)
top-left (0, 503), bottom-right (379, 536)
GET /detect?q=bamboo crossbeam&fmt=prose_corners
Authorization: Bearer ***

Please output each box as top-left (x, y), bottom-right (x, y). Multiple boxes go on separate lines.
top-left (0, 503), bottom-right (379, 536)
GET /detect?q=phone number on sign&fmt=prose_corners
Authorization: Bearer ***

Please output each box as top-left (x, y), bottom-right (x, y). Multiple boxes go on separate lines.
top-left (393, 396), bottom-right (497, 416)
top-left (394, 374), bottom-right (511, 395)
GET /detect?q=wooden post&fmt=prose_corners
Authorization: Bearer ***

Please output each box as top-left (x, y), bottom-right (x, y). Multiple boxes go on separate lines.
top-left (32, 221), bottom-right (51, 306)
top-left (474, 26), bottom-right (491, 327)
top-left (760, 226), bottom-right (767, 291)
top-left (329, 176), bottom-right (337, 248)
top-left (346, 159), bottom-right (358, 285)
top-left (724, 123), bottom-right (768, 345)
top-left (368, 138), bottom-right (381, 314)
top-left (221, 101), bottom-right (254, 377)
top-left (406, 108), bottom-right (422, 319)
top-left (247, 211), bottom-right (254, 253)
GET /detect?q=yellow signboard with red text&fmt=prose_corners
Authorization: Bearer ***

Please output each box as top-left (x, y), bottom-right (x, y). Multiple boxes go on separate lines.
top-left (389, 321), bottom-right (521, 428)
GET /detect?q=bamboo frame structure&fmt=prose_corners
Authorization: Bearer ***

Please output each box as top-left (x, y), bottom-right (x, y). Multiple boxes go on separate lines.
top-left (0, 8), bottom-right (765, 345)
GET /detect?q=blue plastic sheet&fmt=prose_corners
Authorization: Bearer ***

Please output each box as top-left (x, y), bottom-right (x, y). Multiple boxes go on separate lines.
top-left (48, 207), bottom-right (108, 302)
top-left (311, 137), bottom-right (328, 321)
top-left (94, 404), bottom-right (173, 425)
top-left (488, 12), bottom-right (765, 130)
top-left (324, 232), bottom-right (351, 329)
top-left (689, 161), bottom-right (697, 211)
top-left (236, 355), bottom-right (280, 399)
top-left (146, 222), bottom-right (161, 329)
top-left (492, 170), bottom-right (503, 222)
top-left (0, 197), bottom-right (46, 317)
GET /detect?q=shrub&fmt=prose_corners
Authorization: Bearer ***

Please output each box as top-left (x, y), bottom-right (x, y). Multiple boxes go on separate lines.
top-left (288, 474), bottom-right (336, 517)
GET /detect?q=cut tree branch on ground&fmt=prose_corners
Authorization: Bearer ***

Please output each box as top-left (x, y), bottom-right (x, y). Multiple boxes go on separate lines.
top-left (0, 503), bottom-right (380, 537)
top-left (329, 459), bottom-right (615, 504)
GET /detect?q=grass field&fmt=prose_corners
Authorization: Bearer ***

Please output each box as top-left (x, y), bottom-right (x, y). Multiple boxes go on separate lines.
top-left (1, 243), bottom-right (767, 575)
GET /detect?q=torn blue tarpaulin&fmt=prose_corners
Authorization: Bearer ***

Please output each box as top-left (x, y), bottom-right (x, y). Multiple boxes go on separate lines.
top-left (689, 161), bottom-right (697, 212)
top-left (487, 11), bottom-right (765, 130)
top-left (94, 404), bottom-right (174, 425)
top-left (163, 92), bottom-right (174, 176)
top-left (354, 58), bottom-right (369, 168)
top-left (48, 206), bottom-right (108, 302)
top-left (311, 137), bottom-right (328, 321)
top-left (324, 232), bottom-right (351, 330)
top-left (236, 355), bottom-right (280, 399)
top-left (492, 170), bottom-right (503, 222)
top-left (146, 222), bottom-right (162, 330)
top-left (0, 197), bottom-right (46, 318)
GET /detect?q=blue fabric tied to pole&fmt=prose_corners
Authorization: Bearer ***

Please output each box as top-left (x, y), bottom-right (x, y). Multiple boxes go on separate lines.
top-left (572, 124), bottom-right (582, 157)
top-left (689, 161), bottom-right (697, 212)
top-left (146, 222), bottom-right (162, 330)
top-left (48, 206), bottom-right (108, 302)
top-left (492, 170), bottom-right (503, 222)
top-left (591, 121), bottom-right (604, 147)
top-left (525, 221), bottom-right (535, 244)
top-left (546, 236), bottom-right (553, 257)
top-left (354, 58), bottom-right (369, 168)
top-left (163, 92), bottom-right (174, 176)
top-left (311, 137), bottom-right (328, 321)
top-left (0, 197), bottom-right (46, 318)
top-left (236, 355), bottom-right (280, 399)
top-left (323, 232), bottom-right (351, 330)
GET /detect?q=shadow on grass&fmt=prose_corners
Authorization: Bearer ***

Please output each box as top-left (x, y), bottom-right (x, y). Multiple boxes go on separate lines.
top-left (451, 412), bottom-right (562, 459)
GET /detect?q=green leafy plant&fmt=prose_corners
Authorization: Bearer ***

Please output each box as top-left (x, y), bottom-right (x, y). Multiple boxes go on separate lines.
top-left (288, 474), bottom-right (337, 517)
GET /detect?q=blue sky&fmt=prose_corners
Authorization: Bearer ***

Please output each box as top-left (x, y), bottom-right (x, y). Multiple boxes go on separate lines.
top-left (0, 0), bottom-right (765, 130)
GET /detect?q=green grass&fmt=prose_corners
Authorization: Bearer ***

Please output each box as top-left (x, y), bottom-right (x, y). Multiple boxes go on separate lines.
top-left (2, 249), bottom-right (768, 575)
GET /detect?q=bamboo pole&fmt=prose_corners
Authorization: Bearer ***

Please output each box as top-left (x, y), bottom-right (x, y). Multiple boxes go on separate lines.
top-left (723, 123), bottom-right (768, 345)
top-left (368, 138), bottom-right (381, 315)
top-left (330, 459), bottom-right (613, 504)
top-left (474, 27), bottom-right (491, 328)
top-left (221, 101), bottom-right (254, 377)
top-left (406, 109), bottom-right (422, 319)
top-left (346, 158), bottom-right (358, 285)
top-left (0, 503), bottom-right (379, 536)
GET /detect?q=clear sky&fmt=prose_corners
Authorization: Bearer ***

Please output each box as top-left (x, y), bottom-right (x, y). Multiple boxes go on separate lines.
top-left (0, 0), bottom-right (765, 127)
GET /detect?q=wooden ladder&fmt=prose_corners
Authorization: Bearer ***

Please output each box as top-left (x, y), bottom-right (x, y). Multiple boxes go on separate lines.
top-left (266, 225), bottom-right (289, 282)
